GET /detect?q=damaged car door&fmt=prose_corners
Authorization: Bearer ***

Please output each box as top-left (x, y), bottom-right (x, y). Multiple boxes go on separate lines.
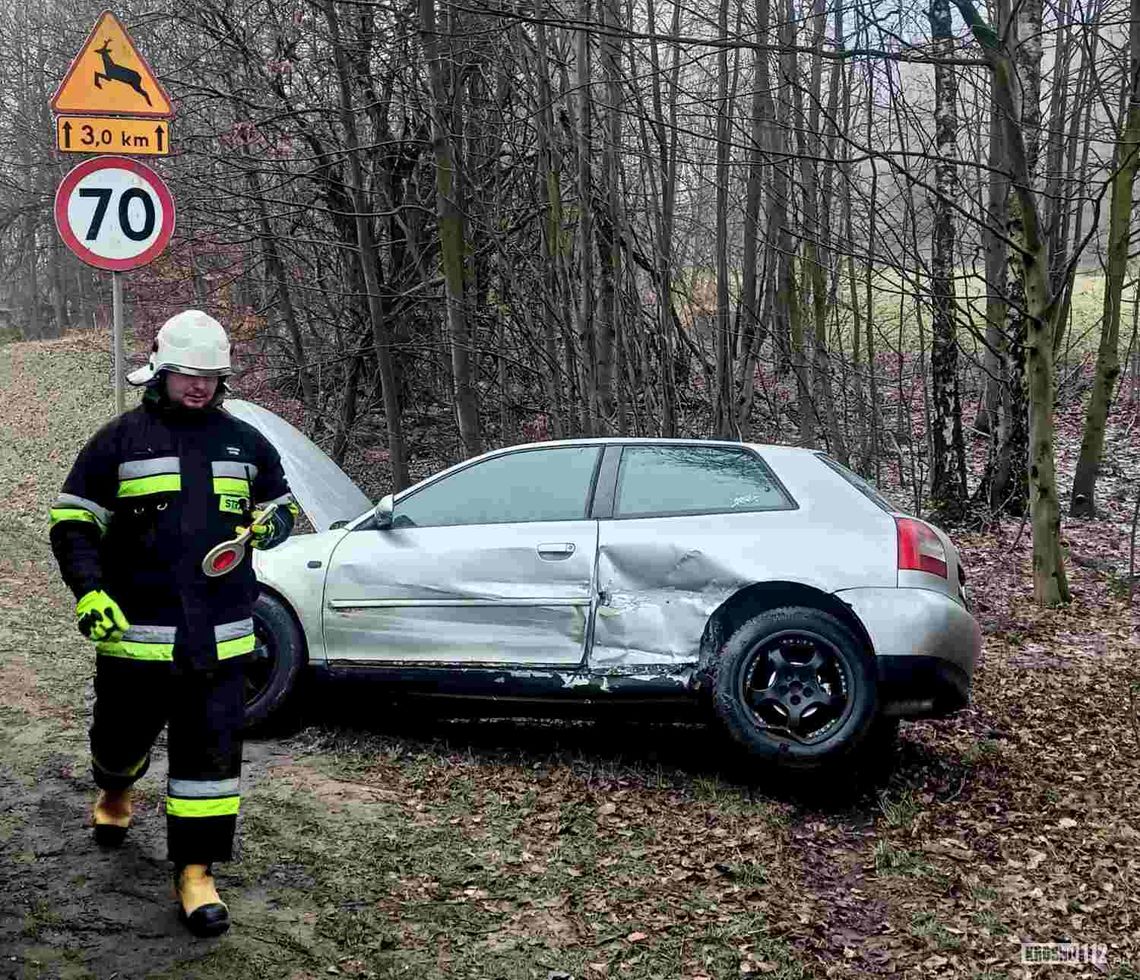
top-left (591, 444), bottom-right (802, 667)
top-left (322, 445), bottom-right (602, 666)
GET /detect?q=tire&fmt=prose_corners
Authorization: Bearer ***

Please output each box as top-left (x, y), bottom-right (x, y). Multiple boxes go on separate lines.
top-left (710, 605), bottom-right (878, 771)
top-left (244, 591), bottom-right (306, 732)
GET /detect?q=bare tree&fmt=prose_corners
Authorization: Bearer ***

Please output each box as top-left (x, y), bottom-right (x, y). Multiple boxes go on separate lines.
top-left (927, 0), bottom-right (967, 519)
top-left (1071, 0), bottom-right (1140, 517)
top-left (323, 0), bottom-right (410, 488)
top-left (953, 0), bottom-right (1071, 605)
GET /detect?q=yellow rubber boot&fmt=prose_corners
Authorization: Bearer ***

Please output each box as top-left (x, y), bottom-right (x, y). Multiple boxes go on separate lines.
top-left (176, 864), bottom-right (230, 937)
top-left (92, 788), bottom-right (132, 847)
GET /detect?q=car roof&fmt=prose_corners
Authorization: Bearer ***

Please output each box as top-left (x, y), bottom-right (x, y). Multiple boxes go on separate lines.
top-left (483, 437), bottom-right (821, 457)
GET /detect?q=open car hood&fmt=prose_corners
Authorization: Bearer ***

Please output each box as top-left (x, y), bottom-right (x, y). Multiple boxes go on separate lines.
top-left (223, 398), bottom-right (372, 532)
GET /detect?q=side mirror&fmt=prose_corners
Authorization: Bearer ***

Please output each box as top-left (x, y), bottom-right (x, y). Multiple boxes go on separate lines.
top-left (374, 493), bottom-right (394, 530)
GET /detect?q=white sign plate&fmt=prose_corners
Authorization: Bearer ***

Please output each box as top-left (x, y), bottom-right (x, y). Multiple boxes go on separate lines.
top-left (54, 155), bottom-right (175, 271)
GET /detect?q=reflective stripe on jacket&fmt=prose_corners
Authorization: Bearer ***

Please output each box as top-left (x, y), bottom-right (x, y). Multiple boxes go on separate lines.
top-left (50, 389), bottom-right (297, 670)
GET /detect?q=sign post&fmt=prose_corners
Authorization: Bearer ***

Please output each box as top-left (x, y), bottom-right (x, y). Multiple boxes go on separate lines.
top-left (112, 272), bottom-right (124, 412)
top-left (49, 9), bottom-right (175, 411)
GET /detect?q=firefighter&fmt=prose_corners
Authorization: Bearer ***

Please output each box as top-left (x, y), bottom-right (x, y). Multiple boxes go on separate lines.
top-left (48, 310), bottom-right (298, 938)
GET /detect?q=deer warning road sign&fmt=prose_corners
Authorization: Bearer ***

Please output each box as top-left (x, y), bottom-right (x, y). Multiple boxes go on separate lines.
top-left (55, 156), bottom-right (175, 271)
top-left (50, 10), bottom-right (173, 118)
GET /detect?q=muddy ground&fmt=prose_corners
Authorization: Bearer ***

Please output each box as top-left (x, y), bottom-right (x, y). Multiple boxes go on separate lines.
top-left (1, 334), bottom-right (1138, 979)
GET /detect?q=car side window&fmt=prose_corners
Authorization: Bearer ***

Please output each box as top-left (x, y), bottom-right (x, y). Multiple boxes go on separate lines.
top-left (392, 446), bottom-right (601, 528)
top-left (614, 446), bottom-right (794, 518)
top-left (815, 454), bottom-right (904, 513)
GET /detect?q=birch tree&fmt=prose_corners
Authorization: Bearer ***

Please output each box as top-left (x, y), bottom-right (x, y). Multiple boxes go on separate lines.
top-left (1071, 0), bottom-right (1140, 517)
top-left (928, 0), bottom-right (967, 519)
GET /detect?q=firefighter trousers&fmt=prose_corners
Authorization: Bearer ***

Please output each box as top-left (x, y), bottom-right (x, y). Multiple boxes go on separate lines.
top-left (90, 655), bottom-right (245, 867)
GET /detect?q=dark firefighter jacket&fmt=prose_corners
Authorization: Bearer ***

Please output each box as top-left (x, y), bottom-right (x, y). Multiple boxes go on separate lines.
top-left (49, 387), bottom-right (297, 671)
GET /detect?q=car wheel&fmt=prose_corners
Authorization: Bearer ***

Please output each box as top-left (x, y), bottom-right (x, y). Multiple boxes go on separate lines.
top-left (710, 605), bottom-right (878, 770)
top-left (244, 591), bottom-right (305, 731)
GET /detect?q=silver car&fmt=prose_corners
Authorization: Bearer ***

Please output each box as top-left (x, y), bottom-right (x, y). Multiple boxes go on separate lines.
top-left (227, 401), bottom-right (981, 771)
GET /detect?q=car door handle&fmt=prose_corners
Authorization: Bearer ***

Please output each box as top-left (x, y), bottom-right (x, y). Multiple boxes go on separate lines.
top-left (537, 542), bottom-right (576, 560)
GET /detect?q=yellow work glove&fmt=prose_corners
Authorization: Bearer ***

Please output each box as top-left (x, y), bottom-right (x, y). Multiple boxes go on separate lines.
top-left (76, 590), bottom-right (130, 642)
top-left (235, 511), bottom-right (273, 550)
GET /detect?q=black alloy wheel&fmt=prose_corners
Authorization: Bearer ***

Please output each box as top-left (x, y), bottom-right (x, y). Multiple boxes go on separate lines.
top-left (738, 630), bottom-right (853, 743)
top-left (711, 605), bottom-right (878, 770)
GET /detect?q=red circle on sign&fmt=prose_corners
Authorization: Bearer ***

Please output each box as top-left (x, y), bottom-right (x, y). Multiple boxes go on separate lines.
top-left (54, 156), bottom-right (175, 271)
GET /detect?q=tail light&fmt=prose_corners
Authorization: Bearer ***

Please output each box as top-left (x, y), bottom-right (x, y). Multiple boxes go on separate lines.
top-left (896, 517), bottom-right (948, 577)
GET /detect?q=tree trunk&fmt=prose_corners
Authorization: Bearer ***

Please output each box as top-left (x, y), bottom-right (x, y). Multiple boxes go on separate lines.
top-left (776, 0), bottom-right (811, 446)
top-left (331, 354), bottom-right (363, 464)
top-left (712, 0), bottom-right (733, 437)
top-left (737, 0), bottom-right (767, 370)
top-left (1052, 27), bottom-right (1099, 356)
top-left (534, 13), bottom-right (566, 438)
top-left (575, 0), bottom-right (597, 436)
top-left (1071, 0), bottom-right (1140, 517)
top-left (595, 0), bottom-right (622, 431)
top-left (1042, 0), bottom-right (1073, 300)
top-left (647, 0), bottom-right (681, 437)
top-left (323, 0), bottom-right (410, 489)
top-left (245, 161), bottom-right (315, 412)
top-left (795, 0), bottom-right (845, 460)
top-left (420, 0), bottom-right (481, 457)
top-left (987, 0), bottom-right (1030, 516)
top-left (734, 0), bottom-right (776, 437)
top-left (975, 83), bottom-right (1008, 436)
top-left (953, 0), bottom-right (1071, 606)
top-left (928, 0), bottom-right (968, 520)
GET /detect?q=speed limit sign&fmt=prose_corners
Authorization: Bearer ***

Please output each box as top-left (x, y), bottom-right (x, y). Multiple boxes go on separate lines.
top-left (54, 156), bottom-right (175, 271)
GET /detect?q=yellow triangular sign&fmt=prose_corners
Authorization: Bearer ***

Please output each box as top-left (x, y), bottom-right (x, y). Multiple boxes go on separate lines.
top-left (51, 10), bottom-right (173, 118)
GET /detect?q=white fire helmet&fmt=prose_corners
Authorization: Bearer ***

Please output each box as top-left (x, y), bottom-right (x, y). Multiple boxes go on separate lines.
top-left (127, 310), bottom-right (233, 386)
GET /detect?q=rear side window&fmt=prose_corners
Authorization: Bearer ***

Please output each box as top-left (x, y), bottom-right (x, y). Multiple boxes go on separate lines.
top-left (816, 454), bottom-right (901, 513)
top-left (614, 446), bottom-right (794, 518)
top-left (393, 446), bottom-right (600, 527)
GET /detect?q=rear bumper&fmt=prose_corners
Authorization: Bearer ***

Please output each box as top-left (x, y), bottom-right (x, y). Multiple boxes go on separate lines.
top-left (875, 655), bottom-right (970, 717)
top-left (836, 586), bottom-right (982, 718)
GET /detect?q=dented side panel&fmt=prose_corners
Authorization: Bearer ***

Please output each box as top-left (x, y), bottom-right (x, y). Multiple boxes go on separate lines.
top-left (590, 449), bottom-right (898, 667)
top-left (322, 520), bottom-right (599, 665)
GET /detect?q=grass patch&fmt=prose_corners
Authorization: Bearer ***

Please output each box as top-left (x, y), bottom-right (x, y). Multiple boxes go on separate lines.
top-left (724, 859), bottom-right (769, 888)
top-left (971, 909), bottom-right (1008, 936)
top-left (909, 911), bottom-right (963, 951)
top-left (830, 266), bottom-right (1127, 360)
top-left (21, 899), bottom-right (60, 941)
top-left (877, 788), bottom-right (921, 829)
top-left (968, 883), bottom-right (998, 902)
top-left (961, 739), bottom-right (1002, 766)
top-left (873, 840), bottom-right (930, 877)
